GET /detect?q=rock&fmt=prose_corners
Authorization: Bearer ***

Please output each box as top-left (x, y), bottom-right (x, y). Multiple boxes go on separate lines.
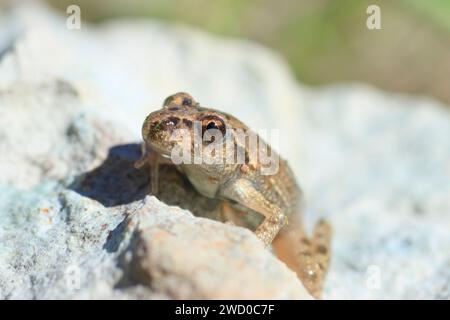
top-left (0, 80), bottom-right (130, 188)
top-left (0, 187), bottom-right (310, 299)
top-left (128, 197), bottom-right (311, 299)
top-left (0, 3), bottom-right (312, 299)
top-left (301, 86), bottom-right (450, 299)
top-left (0, 1), bottom-right (449, 299)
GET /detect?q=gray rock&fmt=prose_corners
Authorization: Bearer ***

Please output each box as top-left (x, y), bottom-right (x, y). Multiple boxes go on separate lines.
top-left (301, 86), bottom-right (450, 299)
top-left (0, 188), bottom-right (310, 299)
top-left (0, 1), bottom-right (449, 299)
top-left (128, 196), bottom-right (311, 299)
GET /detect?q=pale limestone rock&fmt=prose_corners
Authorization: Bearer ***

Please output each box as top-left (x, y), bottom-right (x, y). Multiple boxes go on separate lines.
top-left (0, 1), bottom-right (449, 300)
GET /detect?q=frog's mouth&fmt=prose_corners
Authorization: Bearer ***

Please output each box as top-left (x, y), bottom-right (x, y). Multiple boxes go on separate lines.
top-left (146, 142), bottom-right (173, 158)
top-left (147, 137), bottom-right (198, 165)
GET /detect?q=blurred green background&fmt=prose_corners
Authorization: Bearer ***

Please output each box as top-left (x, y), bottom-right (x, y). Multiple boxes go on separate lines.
top-left (48, 0), bottom-right (450, 105)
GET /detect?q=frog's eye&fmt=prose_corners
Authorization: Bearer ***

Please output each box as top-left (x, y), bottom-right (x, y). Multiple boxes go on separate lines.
top-left (182, 98), bottom-right (192, 106)
top-left (201, 116), bottom-right (226, 136)
top-left (163, 92), bottom-right (196, 108)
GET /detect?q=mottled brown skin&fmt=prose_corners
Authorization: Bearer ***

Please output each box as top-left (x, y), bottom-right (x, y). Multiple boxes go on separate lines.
top-left (138, 92), bottom-right (332, 298)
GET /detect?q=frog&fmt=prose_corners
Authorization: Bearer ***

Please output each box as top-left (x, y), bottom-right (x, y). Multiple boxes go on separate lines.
top-left (136, 92), bottom-right (332, 298)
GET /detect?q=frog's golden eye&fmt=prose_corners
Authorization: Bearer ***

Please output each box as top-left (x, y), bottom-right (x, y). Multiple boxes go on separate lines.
top-left (201, 116), bottom-right (226, 136)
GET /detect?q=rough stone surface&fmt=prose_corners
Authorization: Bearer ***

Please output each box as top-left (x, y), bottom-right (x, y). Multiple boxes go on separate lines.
top-left (127, 197), bottom-right (311, 299)
top-left (0, 2), bottom-right (449, 299)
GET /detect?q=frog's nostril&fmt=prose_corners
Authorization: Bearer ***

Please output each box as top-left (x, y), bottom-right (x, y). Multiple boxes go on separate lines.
top-left (150, 121), bottom-right (162, 132)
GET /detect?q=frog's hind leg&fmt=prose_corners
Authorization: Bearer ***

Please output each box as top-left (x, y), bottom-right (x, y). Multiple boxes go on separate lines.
top-left (219, 178), bottom-right (287, 247)
top-left (219, 202), bottom-right (250, 227)
top-left (272, 218), bottom-right (332, 299)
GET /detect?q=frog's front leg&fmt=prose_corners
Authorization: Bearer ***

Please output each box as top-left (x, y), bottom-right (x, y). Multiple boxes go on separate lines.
top-left (134, 143), bottom-right (150, 170)
top-left (272, 217), bottom-right (332, 299)
top-left (219, 178), bottom-right (287, 247)
top-left (134, 144), bottom-right (172, 195)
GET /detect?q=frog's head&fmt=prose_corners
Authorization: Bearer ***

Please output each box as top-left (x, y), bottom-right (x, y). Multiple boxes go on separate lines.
top-left (142, 92), bottom-right (240, 161)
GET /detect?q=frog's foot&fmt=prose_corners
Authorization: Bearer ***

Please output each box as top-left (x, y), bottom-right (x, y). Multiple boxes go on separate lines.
top-left (297, 219), bottom-right (332, 298)
top-left (272, 218), bottom-right (332, 299)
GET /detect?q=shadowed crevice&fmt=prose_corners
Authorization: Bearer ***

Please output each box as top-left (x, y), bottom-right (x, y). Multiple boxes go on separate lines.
top-left (69, 142), bottom-right (222, 213)
top-left (69, 143), bottom-right (149, 207)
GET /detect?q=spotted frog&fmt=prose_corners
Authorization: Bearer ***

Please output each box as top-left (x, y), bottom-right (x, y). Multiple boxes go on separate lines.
top-left (137, 92), bottom-right (332, 298)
